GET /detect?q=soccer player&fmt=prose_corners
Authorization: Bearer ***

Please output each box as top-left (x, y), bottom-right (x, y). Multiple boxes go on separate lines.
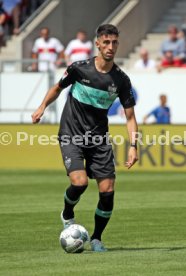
top-left (32, 24), bottom-right (138, 252)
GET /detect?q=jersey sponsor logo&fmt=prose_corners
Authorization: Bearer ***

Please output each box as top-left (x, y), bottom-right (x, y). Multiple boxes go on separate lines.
top-left (71, 81), bottom-right (118, 109)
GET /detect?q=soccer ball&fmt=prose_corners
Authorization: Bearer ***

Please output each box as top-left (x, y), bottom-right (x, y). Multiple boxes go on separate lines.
top-left (59, 224), bottom-right (89, 253)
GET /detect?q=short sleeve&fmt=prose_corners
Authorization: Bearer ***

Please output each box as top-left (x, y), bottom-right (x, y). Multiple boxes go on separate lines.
top-left (32, 40), bottom-right (38, 53)
top-left (64, 41), bottom-right (73, 56)
top-left (148, 108), bottom-right (157, 117)
top-left (58, 64), bottom-right (76, 89)
top-left (118, 75), bottom-right (136, 109)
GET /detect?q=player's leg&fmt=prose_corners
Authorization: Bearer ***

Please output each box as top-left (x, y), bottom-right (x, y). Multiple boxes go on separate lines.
top-left (62, 170), bottom-right (88, 222)
top-left (91, 178), bottom-right (115, 244)
top-left (59, 141), bottom-right (88, 228)
top-left (85, 144), bottom-right (115, 251)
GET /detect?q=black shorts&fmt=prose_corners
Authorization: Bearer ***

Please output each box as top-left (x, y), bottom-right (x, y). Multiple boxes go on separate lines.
top-left (59, 142), bottom-right (115, 179)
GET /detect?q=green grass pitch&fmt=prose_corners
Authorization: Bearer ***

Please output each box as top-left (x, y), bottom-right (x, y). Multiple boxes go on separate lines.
top-left (0, 170), bottom-right (186, 276)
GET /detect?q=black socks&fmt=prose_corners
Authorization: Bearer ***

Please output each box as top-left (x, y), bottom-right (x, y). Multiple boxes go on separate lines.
top-left (63, 184), bottom-right (87, 220)
top-left (63, 185), bottom-right (114, 241)
top-left (91, 191), bottom-right (114, 241)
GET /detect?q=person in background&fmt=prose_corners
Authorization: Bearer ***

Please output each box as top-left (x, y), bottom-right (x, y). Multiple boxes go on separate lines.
top-left (0, 1), bottom-right (6, 47)
top-left (179, 18), bottom-right (186, 64)
top-left (28, 0), bottom-right (45, 14)
top-left (157, 50), bottom-right (184, 72)
top-left (32, 27), bottom-right (64, 72)
top-left (2, 0), bottom-right (21, 35)
top-left (64, 30), bottom-right (93, 65)
top-left (159, 25), bottom-right (185, 67)
top-left (134, 48), bottom-right (156, 69)
top-left (143, 94), bottom-right (171, 124)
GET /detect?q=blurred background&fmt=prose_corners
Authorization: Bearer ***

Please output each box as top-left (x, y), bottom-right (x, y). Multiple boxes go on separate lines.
top-left (0, 0), bottom-right (186, 171)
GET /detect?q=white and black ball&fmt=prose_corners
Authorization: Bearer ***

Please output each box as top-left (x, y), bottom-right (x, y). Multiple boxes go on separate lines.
top-left (59, 224), bottom-right (89, 253)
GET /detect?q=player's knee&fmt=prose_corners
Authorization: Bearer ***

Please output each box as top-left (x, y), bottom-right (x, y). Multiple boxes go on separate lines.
top-left (70, 173), bottom-right (88, 186)
top-left (98, 178), bottom-right (115, 193)
top-left (71, 177), bottom-right (88, 186)
top-left (99, 191), bottom-right (114, 211)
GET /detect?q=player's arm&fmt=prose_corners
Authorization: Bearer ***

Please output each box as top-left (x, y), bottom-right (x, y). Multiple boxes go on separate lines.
top-left (143, 109), bottom-right (156, 124)
top-left (56, 50), bottom-right (65, 66)
top-left (31, 52), bottom-right (38, 71)
top-left (64, 42), bottom-right (72, 66)
top-left (143, 114), bottom-right (149, 124)
top-left (55, 40), bottom-right (65, 67)
top-left (64, 54), bottom-right (71, 66)
top-left (32, 83), bottom-right (62, 124)
top-left (124, 107), bottom-right (138, 169)
top-left (32, 63), bottom-right (75, 124)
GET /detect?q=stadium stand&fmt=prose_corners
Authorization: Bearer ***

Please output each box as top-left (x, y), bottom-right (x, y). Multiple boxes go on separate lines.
top-left (127, 0), bottom-right (186, 68)
top-left (0, 0), bottom-right (47, 47)
top-left (0, 0), bottom-right (186, 124)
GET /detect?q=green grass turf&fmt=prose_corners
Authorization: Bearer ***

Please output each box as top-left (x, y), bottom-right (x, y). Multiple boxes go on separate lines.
top-left (0, 170), bottom-right (186, 276)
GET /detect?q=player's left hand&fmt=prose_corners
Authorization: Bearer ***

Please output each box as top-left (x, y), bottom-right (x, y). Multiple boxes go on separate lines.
top-left (125, 147), bottom-right (138, 169)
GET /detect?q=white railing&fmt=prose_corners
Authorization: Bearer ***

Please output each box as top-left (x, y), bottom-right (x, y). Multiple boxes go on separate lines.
top-left (0, 59), bottom-right (59, 123)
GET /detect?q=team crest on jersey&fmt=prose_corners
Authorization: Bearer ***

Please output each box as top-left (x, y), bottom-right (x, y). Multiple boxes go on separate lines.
top-left (108, 84), bottom-right (117, 96)
top-left (64, 156), bottom-right (71, 169)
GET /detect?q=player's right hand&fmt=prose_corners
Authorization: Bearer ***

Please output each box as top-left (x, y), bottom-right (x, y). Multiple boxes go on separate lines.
top-left (31, 107), bottom-right (44, 124)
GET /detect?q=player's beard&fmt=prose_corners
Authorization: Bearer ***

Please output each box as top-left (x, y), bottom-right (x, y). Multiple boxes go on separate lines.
top-left (102, 54), bottom-right (114, 62)
top-left (104, 57), bottom-right (114, 62)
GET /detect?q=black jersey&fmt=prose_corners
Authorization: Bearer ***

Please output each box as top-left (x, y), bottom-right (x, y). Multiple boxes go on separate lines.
top-left (58, 57), bottom-right (135, 146)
